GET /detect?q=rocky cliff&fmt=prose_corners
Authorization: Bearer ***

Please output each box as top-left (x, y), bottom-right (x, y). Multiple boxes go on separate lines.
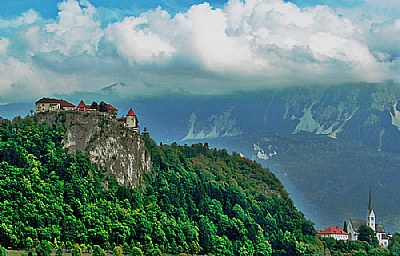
top-left (36, 111), bottom-right (151, 187)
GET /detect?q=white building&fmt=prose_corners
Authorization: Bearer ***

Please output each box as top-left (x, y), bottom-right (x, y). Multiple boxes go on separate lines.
top-left (317, 226), bottom-right (349, 241)
top-left (35, 98), bottom-right (75, 113)
top-left (347, 190), bottom-right (389, 247)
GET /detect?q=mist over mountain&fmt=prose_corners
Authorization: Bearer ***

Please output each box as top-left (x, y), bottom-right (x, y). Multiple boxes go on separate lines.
top-left (3, 83), bottom-right (400, 232)
top-left (126, 83), bottom-right (400, 232)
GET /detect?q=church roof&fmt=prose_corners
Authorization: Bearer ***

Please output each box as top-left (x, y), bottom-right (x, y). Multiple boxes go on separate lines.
top-left (376, 224), bottom-right (385, 233)
top-left (318, 226), bottom-right (348, 235)
top-left (127, 108), bottom-right (136, 116)
top-left (369, 189), bottom-right (373, 214)
top-left (349, 219), bottom-right (367, 232)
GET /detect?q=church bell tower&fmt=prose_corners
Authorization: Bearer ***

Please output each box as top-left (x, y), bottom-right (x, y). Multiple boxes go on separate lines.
top-left (367, 189), bottom-right (376, 231)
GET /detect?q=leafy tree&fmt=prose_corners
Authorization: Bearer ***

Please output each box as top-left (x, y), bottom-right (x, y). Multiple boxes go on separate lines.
top-left (56, 247), bottom-right (63, 256)
top-left (71, 244), bottom-right (82, 256)
top-left (0, 245), bottom-right (6, 256)
top-left (113, 246), bottom-right (123, 256)
top-left (352, 250), bottom-right (368, 256)
top-left (92, 245), bottom-right (105, 256)
top-left (0, 115), bottom-right (320, 255)
top-left (131, 247), bottom-right (144, 256)
top-left (91, 102), bottom-right (98, 110)
top-left (358, 225), bottom-right (378, 248)
top-left (36, 241), bottom-right (52, 256)
top-left (368, 248), bottom-right (390, 256)
top-left (389, 233), bottom-right (400, 256)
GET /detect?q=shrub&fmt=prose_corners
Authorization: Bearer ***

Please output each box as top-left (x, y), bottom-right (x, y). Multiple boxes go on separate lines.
top-left (92, 245), bottom-right (106, 256)
top-left (0, 245), bottom-right (7, 256)
top-left (113, 246), bottom-right (123, 256)
top-left (71, 244), bottom-right (82, 256)
top-left (36, 241), bottom-right (52, 256)
top-left (131, 247), bottom-right (144, 256)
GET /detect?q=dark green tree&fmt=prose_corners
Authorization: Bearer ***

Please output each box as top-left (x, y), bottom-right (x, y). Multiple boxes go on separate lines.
top-left (36, 241), bottom-right (52, 256)
top-left (56, 247), bottom-right (63, 256)
top-left (92, 245), bottom-right (105, 256)
top-left (0, 245), bottom-right (6, 256)
top-left (131, 247), bottom-right (144, 256)
top-left (71, 244), bottom-right (82, 256)
top-left (358, 225), bottom-right (378, 248)
top-left (389, 233), bottom-right (400, 256)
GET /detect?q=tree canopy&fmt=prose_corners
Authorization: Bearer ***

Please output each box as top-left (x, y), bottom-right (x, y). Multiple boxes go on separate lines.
top-left (0, 115), bottom-right (320, 255)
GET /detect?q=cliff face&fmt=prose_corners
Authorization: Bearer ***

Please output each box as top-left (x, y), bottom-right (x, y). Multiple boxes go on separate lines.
top-left (37, 111), bottom-right (151, 187)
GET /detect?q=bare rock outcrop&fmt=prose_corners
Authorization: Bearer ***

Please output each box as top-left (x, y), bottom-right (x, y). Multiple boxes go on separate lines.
top-left (37, 111), bottom-right (151, 187)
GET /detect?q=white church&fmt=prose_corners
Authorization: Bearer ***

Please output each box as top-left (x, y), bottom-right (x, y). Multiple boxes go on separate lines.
top-left (347, 190), bottom-right (389, 247)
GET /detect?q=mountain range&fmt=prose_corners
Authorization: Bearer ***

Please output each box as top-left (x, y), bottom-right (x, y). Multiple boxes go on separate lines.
top-left (2, 83), bottom-right (400, 232)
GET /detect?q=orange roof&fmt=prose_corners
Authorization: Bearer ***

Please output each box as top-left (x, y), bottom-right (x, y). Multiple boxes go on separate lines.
top-left (127, 108), bottom-right (136, 116)
top-left (317, 226), bottom-right (348, 235)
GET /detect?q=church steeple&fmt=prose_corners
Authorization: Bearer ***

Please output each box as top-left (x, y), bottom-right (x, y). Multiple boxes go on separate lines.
top-left (367, 188), bottom-right (375, 231)
top-left (369, 188), bottom-right (373, 214)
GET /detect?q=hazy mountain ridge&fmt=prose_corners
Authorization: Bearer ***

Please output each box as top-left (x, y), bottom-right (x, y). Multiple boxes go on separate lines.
top-left (181, 108), bottom-right (243, 141)
top-left (3, 83), bottom-right (400, 231)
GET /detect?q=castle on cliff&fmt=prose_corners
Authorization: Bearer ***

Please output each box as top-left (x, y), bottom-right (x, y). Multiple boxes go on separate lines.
top-left (35, 97), bottom-right (139, 133)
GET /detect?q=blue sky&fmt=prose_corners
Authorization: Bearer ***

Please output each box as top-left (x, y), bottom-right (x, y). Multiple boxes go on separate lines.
top-left (0, 0), bottom-right (369, 19)
top-left (0, 0), bottom-right (399, 103)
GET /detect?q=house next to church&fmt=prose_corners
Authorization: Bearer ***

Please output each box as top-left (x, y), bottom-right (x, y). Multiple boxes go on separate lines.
top-left (347, 190), bottom-right (389, 247)
top-left (317, 226), bottom-right (349, 241)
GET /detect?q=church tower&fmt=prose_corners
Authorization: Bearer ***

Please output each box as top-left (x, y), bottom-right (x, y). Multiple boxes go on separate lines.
top-left (367, 189), bottom-right (376, 231)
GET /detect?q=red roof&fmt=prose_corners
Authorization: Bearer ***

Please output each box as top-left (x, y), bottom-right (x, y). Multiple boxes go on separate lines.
top-left (317, 226), bottom-right (348, 235)
top-left (127, 108), bottom-right (136, 116)
top-left (59, 99), bottom-right (75, 108)
top-left (105, 104), bottom-right (117, 111)
top-left (36, 98), bottom-right (75, 108)
top-left (77, 100), bottom-right (86, 108)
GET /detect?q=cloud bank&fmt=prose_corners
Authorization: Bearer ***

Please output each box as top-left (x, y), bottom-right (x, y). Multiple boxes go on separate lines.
top-left (0, 0), bottom-right (399, 103)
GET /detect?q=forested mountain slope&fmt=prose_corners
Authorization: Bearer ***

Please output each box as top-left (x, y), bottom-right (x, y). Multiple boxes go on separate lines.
top-left (0, 115), bottom-right (318, 255)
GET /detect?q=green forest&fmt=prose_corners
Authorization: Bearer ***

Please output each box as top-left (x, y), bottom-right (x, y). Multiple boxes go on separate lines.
top-left (0, 116), bottom-right (399, 255)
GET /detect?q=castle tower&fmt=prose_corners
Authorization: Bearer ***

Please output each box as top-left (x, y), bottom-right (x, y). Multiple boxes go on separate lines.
top-left (126, 108), bottom-right (139, 133)
top-left (367, 189), bottom-right (376, 231)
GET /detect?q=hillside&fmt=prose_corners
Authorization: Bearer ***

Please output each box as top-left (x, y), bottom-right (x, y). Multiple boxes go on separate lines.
top-left (3, 84), bottom-right (400, 231)
top-left (104, 83), bottom-right (400, 231)
top-left (0, 113), bottom-right (319, 255)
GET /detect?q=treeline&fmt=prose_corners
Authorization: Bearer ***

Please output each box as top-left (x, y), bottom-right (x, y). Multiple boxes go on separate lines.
top-left (5, 115), bottom-right (390, 255)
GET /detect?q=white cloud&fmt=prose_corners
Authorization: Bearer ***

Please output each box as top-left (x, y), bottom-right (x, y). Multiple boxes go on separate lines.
top-left (105, 13), bottom-right (175, 64)
top-left (369, 17), bottom-right (400, 60)
top-left (0, 9), bottom-right (39, 29)
top-left (41, 0), bottom-right (103, 56)
top-left (0, 57), bottom-right (50, 102)
top-left (0, 0), bottom-right (400, 104)
top-left (0, 38), bottom-right (10, 55)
